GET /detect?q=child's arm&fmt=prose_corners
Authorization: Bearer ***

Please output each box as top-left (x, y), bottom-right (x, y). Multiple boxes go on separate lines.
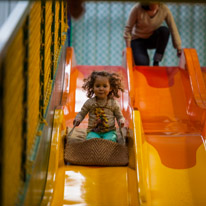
top-left (73, 119), bottom-right (81, 126)
top-left (73, 99), bottom-right (90, 126)
top-left (119, 119), bottom-right (125, 128)
top-left (113, 100), bottom-right (125, 128)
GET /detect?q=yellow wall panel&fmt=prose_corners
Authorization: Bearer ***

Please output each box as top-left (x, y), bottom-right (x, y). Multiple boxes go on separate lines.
top-left (3, 28), bottom-right (24, 206)
top-left (0, 1), bottom-right (69, 205)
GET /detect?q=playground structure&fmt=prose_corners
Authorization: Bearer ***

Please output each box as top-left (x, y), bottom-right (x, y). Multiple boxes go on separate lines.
top-left (0, 1), bottom-right (206, 206)
top-left (40, 47), bottom-right (206, 206)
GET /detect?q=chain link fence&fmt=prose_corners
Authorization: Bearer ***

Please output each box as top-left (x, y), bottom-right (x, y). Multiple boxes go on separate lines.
top-left (72, 2), bottom-right (206, 66)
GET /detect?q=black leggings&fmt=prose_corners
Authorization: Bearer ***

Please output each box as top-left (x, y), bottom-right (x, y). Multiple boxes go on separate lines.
top-left (131, 26), bottom-right (170, 65)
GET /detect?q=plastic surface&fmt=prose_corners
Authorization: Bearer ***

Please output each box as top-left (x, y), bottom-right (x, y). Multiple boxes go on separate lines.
top-left (42, 47), bottom-right (206, 206)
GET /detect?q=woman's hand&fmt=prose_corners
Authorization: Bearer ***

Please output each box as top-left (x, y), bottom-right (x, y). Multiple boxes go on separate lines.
top-left (126, 40), bottom-right (131, 48)
top-left (177, 49), bottom-right (182, 57)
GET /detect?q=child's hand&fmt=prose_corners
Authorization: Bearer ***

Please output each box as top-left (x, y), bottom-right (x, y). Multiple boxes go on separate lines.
top-left (73, 119), bottom-right (80, 126)
top-left (119, 119), bottom-right (125, 128)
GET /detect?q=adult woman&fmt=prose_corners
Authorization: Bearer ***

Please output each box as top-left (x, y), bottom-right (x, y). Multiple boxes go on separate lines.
top-left (124, 2), bottom-right (182, 66)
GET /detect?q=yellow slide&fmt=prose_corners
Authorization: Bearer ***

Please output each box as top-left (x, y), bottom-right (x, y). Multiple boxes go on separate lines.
top-left (42, 47), bottom-right (206, 206)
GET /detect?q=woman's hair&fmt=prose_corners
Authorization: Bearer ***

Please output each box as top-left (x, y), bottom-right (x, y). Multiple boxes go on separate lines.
top-left (141, 3), bottom-right (150, 11)
top-left (82, 71), bottom-right (124, 98)
top-left (141, 2), bottom-right (160, 11)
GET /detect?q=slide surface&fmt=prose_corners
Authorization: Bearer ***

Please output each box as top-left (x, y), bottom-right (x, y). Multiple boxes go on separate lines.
top-left (42, 53), bottom-right (138, 206)
top-left (129, 48), bottom-right (206, 205)
top-left (58, 65), bottom-right (130, 206)
top-left (42, 48), bottom-right (206, 206)
top-left (133, 66), bottom-right (206, 205)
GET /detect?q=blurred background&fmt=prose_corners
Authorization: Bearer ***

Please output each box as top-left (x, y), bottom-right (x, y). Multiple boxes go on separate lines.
top-left (71, 2), bottom-right (206, 66)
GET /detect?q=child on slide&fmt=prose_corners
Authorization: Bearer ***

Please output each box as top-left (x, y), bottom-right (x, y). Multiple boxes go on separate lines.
top-left (73, 71), bottom-right (125, 142)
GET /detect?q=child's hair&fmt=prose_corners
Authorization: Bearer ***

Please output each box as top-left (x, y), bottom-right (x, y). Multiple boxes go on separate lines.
top-left (82, 71), bottom-right (124, 98)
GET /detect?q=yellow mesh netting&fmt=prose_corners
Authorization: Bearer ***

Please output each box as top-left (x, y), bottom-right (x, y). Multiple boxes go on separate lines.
top-left (43, 1), bottom-right (53, 114)
top-left (54, 1), bottom-right (60, 72)
top-left (28, 1), bottom-right (41, 158)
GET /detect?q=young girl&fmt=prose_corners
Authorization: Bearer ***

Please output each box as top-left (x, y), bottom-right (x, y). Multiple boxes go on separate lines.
top-left (73, 71), bottom-right (125, 142)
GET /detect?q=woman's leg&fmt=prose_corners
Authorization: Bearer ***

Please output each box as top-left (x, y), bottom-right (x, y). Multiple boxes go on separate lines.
top-left (147, 26), bottom-right (170, 65)
top-left (131, 39), bottom-right (150, 65)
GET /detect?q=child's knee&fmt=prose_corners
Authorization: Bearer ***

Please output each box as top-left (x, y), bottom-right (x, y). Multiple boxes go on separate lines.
top-left (86, 131), bottom-right (101, 140)
top-left (103, 131), bottom-right (117, 142)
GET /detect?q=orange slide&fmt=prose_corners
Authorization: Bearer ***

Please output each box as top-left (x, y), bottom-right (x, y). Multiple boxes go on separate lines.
top-left (42, 47), bottom-right (206, 206)
top-left (128, 48), bottom-right (206, 205)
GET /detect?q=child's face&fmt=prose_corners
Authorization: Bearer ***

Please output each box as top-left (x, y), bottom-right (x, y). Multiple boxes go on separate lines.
top-left (93, 76), bottom-right (111, 100)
